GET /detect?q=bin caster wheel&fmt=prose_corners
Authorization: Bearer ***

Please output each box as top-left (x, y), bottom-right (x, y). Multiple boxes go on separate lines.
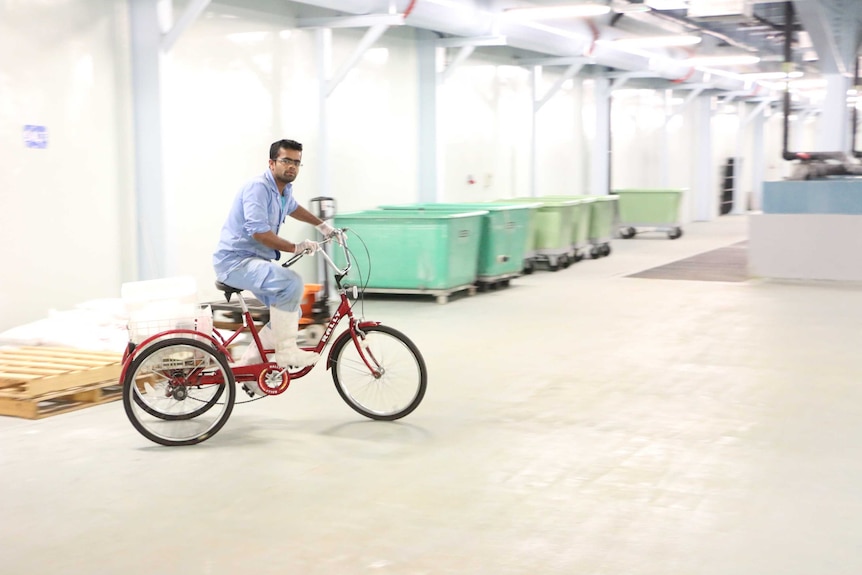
top-left (601, 244), bottom-right (611, 257)
top-left (590, 246), bottom-right (601, 259)
top-left (523, 260), bottom-right (535, 275)
top-left (668, 227), bottom-right (683, 240)
top-left (573, 252), bottom-right (583, 263)
top-left (560, 255), bottom-right (571, 269)
top-left (620, 227), bottom-right (636, 239)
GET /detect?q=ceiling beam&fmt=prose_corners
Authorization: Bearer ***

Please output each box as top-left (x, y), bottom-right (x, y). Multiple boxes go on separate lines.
top-left (297, 13), bottom-right (404, 29)
top-left (161, 0), bottom-right (210, 52)
top-left (517, 56), bottom-right (593, 67)
top-left (792, 0), bottom-right (853, 76)
top-left (436, 35), bottom-right (507, 48)
top-left (327, 23), bottom-right (390, 96)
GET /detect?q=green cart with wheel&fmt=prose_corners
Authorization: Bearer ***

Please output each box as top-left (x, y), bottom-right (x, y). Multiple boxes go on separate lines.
top-left (493, 198), bottom-right (578, 271)
top-left (613, 188), bottom-right (684, 240)
top-left (539, 195), bottom-right (618, 259)
top-left (378, 202), bottom-right (531, 288)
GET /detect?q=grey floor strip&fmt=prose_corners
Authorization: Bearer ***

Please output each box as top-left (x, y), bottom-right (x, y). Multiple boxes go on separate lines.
top-left (627, 241), bottom-right (748, 282)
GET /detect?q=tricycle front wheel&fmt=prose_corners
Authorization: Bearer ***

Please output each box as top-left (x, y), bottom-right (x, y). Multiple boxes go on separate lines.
top-left (329, 325), bottom-right (427, 421)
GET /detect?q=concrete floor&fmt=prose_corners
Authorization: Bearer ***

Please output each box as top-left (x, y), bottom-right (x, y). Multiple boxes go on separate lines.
top-left (2, 214), bottom-right (862, 574)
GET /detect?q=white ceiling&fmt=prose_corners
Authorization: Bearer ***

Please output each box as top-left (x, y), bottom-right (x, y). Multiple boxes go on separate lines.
top-left (206, 0), bottom-right (862, 103)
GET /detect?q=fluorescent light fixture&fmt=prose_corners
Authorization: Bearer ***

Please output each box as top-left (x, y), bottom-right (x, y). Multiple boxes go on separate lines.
top-left (686, 54), bottom-right (761, 66)
top-left (788, 78), bottom-right (827, 89)
top-left (503, 4), bottom-right (611, 19)
top-left (741, 71), bottom-right (804, 80)
top-left (612, 35), bottom-right (701, 48)
top-left (645, 0), bottom-right (688, 9)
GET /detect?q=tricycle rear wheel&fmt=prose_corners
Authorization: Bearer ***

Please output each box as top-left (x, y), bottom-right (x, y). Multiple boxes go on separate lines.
top-left (122, 338), bottom-right (235, 446)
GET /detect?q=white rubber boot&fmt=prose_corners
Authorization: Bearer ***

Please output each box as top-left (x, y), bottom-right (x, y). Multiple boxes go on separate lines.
top-left (233, 324), bottom-right (275, 366)
top-left (271, 307), bottom-right (320, 368)
top-left (234, 325), bottom-right (276, 397)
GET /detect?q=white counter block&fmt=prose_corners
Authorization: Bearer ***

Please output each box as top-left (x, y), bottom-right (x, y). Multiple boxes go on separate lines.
top-left (749, 213), bottom-right (862, 281)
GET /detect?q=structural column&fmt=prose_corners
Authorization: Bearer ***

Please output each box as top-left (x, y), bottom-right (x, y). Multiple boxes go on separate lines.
top-left (692, 95), bottom-right (714, 221)
top-left (816, 74), bottom-right (852, 152)
top-left (750, 106), bottom-right (766, 211)
top-left (416, 29), bottom-right (439, 203)
top-left (129, 0), bottom-right (166, 280)
top-left (590, 76), bottom-right (611, 196)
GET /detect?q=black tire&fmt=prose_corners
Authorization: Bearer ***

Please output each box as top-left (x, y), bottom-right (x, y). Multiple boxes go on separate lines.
top-left (122, 338), bottom-right (236, 446)
top-left (590, 246), bottom-right (601, 259)
top-left (668, 227), bottom-right (683, 240)
top-left (329, 325), bottom-right (427, 421)
top-left (620, 227), bottom-right (636, 239)
top-left (523, 260), bottom-right (535, 275)
top-left (601, 243), bottom-right (611, 257)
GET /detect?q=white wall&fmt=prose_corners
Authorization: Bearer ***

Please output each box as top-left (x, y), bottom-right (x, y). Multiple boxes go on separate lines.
top-left (0, 0), bottom-right (132, 331)
top-left (440, 62), bottom-right (534, 201)
top-left (161, 17), bottom-right (420, 302)
top-left (438, 63), bottom-right (591, 201)
top-left (609, 91), bottom-right (796, 223)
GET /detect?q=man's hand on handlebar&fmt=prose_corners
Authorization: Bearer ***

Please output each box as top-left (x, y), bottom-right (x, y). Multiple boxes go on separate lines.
top-left (315, 221), bottom-right (345, 246)
top-left (294, 239), bottom-right (320, 255)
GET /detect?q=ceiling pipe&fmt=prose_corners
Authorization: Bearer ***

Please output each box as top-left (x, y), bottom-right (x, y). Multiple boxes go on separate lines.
top-left (287, 0), bottom-right (765, 93)
top-left (851, 55), bottom-right (861, 159)
top-left (286, 0), bottom-right (384, 14)
top-left (781, 0), bottom-right (847, 162)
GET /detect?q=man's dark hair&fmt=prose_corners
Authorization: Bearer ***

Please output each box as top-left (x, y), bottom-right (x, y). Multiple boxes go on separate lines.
top-left (270, 139), bottom-right (303, 160)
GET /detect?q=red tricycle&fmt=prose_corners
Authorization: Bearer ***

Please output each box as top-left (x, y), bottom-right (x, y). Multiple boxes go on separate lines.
top-left (119, 230), bottom-right (428, 446)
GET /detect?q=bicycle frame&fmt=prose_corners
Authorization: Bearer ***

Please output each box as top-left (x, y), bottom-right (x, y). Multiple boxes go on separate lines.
top-left (119, 230), bottom-right (383, 396)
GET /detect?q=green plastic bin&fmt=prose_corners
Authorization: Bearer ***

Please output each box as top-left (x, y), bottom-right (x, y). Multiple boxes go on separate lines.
top-left (612, 188), bottom-right (684, 239)
top-left (539, 195), bottom-right (618, 258)
top-left (485, 200), bottom-right (541, 272)
top-left (492, 198), bottom-right (578, 270)
top-left (538, 197), bottom-right (592, 254)
top-left (379, 203), bottom-right (530, 282)
top-left (332, 209), bottom-right (484, 301)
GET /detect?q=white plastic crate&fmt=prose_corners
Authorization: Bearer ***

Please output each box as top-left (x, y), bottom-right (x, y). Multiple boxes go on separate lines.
top-left (127, 305), bottom-right (214, 344)
top-left (121, 276), bottom-right (212, 344)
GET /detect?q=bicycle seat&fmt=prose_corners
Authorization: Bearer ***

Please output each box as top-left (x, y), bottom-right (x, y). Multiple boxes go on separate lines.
top-left (215, 281), bottom-right (243, 302)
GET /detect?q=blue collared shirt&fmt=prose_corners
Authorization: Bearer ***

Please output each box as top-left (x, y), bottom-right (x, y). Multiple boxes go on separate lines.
top-left (213, 170), bottom-right (299, 281)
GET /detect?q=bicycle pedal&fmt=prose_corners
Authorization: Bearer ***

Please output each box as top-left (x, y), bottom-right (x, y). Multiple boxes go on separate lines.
top-left (241, 384), bottom-right (256, 398)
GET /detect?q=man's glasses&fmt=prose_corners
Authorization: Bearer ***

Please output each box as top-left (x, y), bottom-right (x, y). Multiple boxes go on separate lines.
top-left (275, 158), bottom-right (302, 167)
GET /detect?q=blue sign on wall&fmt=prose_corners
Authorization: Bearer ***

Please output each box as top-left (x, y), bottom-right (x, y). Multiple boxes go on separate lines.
top-left (23, 125), bottom-right (48, 149)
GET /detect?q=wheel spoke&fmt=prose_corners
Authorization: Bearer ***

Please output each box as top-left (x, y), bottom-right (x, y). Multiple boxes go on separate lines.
top-left (332, 326), bottom-right (426, 420)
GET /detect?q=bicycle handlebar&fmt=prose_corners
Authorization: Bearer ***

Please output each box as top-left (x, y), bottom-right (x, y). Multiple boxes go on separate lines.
top-left (281, 228), bottom-right (351, 281)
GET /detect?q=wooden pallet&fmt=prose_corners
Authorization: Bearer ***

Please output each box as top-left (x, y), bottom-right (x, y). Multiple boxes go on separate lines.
top-left (0, 347), bottom-right (123, 419)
